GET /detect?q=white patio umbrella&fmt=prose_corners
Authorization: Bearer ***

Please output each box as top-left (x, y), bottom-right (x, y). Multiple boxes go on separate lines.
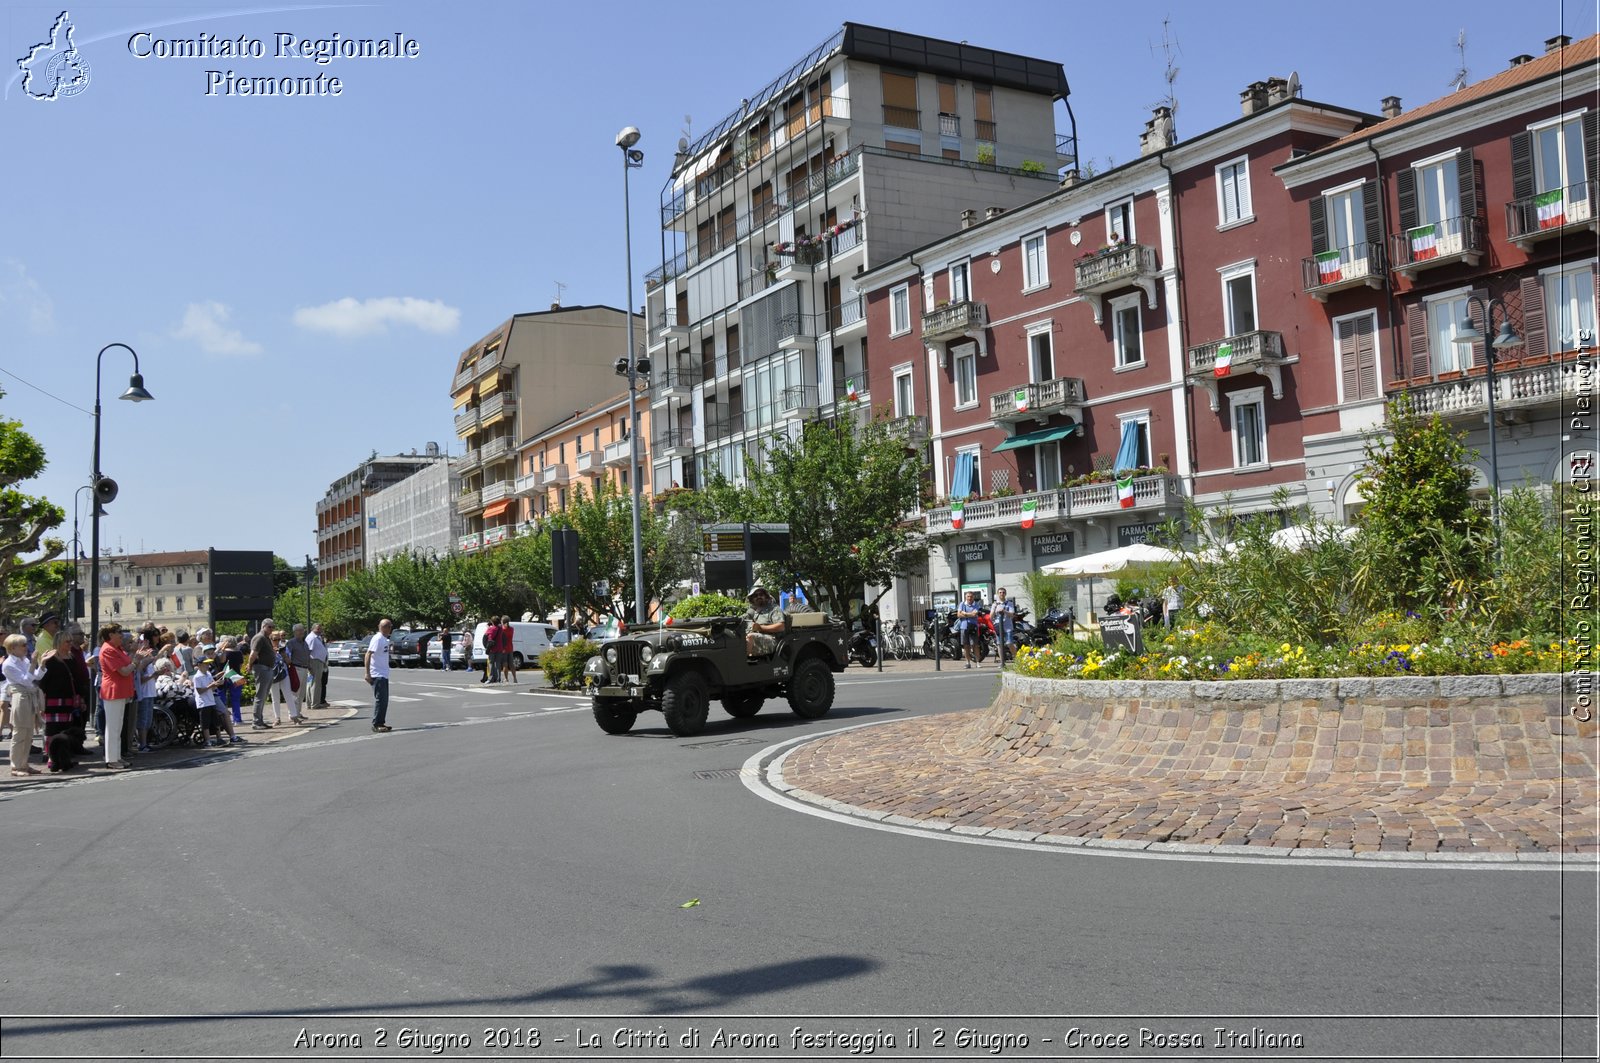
top-left (1040, 542), bottom-right (1181, 619)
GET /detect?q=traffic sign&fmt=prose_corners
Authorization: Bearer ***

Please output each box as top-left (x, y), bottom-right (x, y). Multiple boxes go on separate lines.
top-left (451, 601), bottom-right (464, 616)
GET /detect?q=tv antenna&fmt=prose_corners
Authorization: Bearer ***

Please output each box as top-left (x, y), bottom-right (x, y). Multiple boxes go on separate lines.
top-left (553, 281), bottom-right (567, 307)
top-left (1449, 29), bottom-right (1469, 91)
top-left (1149, 15), bottom-right (1181, 135)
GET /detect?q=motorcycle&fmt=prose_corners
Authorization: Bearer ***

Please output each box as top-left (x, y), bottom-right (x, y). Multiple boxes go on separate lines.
top-left (921, 611), bottom-right (962, 660)
top-left (848, 623), bottom-right (879, 668)
top-left (1020, 606), bottom-right (1076, 648)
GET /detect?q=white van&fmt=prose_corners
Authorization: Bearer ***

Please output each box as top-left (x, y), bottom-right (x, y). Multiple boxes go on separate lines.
top-left (471, 621), bottom-right (559, 668)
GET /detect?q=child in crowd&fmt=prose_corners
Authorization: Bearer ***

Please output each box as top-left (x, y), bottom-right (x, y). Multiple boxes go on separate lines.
top-left (191, 658), bottom-right (223, 748)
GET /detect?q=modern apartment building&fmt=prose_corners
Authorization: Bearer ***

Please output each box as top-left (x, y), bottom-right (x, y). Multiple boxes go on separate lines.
top-left (364, 455), bottom-right (465, 565)
top-left (315, 450), bottom-right (445, 586)
top-left (450, 306), bottom-right (640, 545)
top-left (507, 393), bottom-right (651, 538)
top-left (644, 22), bottom-right (1077, 494)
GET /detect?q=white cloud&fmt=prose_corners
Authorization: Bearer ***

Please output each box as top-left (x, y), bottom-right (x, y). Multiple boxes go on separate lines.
top-left (173, 301), bottom-right (262, 356)
top-left (0, 259), bottom-right (56, 334)
top-left (292, 296), bottom-right (460, 338)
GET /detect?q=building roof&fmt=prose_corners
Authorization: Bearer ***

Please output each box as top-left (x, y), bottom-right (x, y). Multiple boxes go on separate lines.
top-left (88, 550), bottom-right (209, 568)
top-left (1309, 34), bottom-right (1599, 157)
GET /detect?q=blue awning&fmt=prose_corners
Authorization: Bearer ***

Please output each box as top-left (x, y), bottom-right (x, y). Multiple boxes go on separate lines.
top-left (992, 423), bottom-right (1080, 453)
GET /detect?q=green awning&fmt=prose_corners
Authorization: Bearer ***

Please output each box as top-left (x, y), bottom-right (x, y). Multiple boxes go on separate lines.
top-left (992, 423), bottom-right (1079, 452)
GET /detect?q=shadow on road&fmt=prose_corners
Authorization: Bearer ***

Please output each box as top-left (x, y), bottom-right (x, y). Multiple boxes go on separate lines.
top-left (614, 704), bottom-right (902, 741)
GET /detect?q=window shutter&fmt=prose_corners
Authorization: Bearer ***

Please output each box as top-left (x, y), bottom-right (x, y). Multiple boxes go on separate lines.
top-left (1585, 111), bottom-right (1599, 189)
top-left (1467, 286), bottom-right (1489, 369)
top-left (1509, 130), bottom-right (1534, 202)
top-left (1362, 180), bottom-right (1382, 254)
top-left (1519, 276), bottom-right (1547, 359)
top-left (1396, 167), bottom-right (1417, 233)
top-left (1309, 196), bottom-right (1328, 253)
top-left (1407, 301), bottom-right (1430, 379)
top-left (1457, 148), bottom-right (1477, 220)
top-left (1356, 315), bottom-right (1379, 400)
top-left (1338, 318), bottom-right (1359, 401)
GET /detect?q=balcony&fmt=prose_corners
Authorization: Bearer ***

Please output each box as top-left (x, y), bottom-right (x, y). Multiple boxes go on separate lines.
top-left (828, 297), bottom-right (865, 331)
top-left (777, 311), bottom-right (816, 351)
top-left (455, 489), bottom-right (482, 516)
top-left (1389, 214), bottom-right (1484, 280)
top-left (1301, 242), bottom-right (1385, 301)
top-left (1072, 243), bottom-right (1159, 324)
top-left (779, 385), bottom-right (819, 421)
top-left (883, 105), bottom-right (919, 130)
top-left (925, 489), bottom-right (1067, 533)
top-left (651, 361), bottom-right (697, 400)
top-left (457, 446), bottom-right (482, 472)
top-left (1069, 473), bottom-right (1184, 518)
top-left (602, 437), bottom-right (635, 468)
top-left (480, 479), bottom-right (512, 506)
top-left (1186, 330), bottom-right (1289, 412)
top-left (512, 472), bottom-right (542, 497)
top-left (921, 300), bottom-right (989, 344)
top-left (885, 413), bottom-right (929, 447)
top-left (938, 112), bottom-right (960, 137)
top-left (1506, 180), bottom-right (1597, 250)
top-left (990, 377), bottom-right (1087, 425)
top-left (453, 407), bottom-right (480, 436)
top-left (475, 347), bottom-right (503, 379)
top-left (479, 392), bottom-right (516, 426)
top-left (655, 308), bottom-right (690, 342)
top-left (975, 119), bottom-right (996, 142)
top-left (574, 450), bottom-right (599, 474)
top-left (539, 463), bottom-right (570, 487)
top-left (784, 152), bottom-right (860, 212)
top-left (479, 436), bottom-right (510, 465)
top-left (652, 428), bottom-right (693, 458)
top-left (1401, 354), bottom-right (1596, 421)
top-left (451, 366), bottom-right (474, 392)
top-left (458, 531), bottom-right (482, 553)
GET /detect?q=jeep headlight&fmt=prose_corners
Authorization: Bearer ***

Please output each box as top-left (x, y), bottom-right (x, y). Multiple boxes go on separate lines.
top-left (604, 646), bottom-right (618, 664)
top-left (639, 644), bottom-right (653, 663)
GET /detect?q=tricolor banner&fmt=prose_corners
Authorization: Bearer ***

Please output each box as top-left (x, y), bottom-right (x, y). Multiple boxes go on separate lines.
top-left (1315, 250), bottom-right (1343, 285)
top-left (950, 501), bottom-right (965, 529)
top-left (1014, 388), bottom-right (1029, 413)
top-left (845, 377), bottom-right (860, 401)
top-left (1534, 189), bottom-right (1565, 229)
top-left (1117, 475), bottom-right (1135, 509)
top-left (1020, 498), bottom-right (1037, 529)
top-left (1409, 224), bottom-right (1438, 261)
top-left (1214, 342), bottom-right (1233, 378)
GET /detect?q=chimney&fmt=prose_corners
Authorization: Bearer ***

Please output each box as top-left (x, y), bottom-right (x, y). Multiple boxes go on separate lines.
top-left (1240, 81), bottom-right (1269, 116)
top-left (1545, 34), bottom-right (1571, 53)
top-left (1380, 96), bottom-right (1402, 119)
top-left (1059, 168), bottom-right (1081, 188)
top-left (1508, 54), bottom-right (1535, 68)
top-left (960, 208), bottom-right (978, 229)
top-left (550, 301), bottom-right (562, 311)
top-left (1265, 76), bottom-right (1291, 103)
top-left (1140, 105), bottom-right (1176, 156)
top-left (985, 206), bottom-right (1005, 220)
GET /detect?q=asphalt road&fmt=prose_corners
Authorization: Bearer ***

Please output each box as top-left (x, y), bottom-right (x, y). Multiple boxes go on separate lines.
top-left (1, 663), bottom-right (1593, 1061)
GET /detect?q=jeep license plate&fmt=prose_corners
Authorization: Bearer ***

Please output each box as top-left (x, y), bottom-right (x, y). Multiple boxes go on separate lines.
top-left (625, 674), bottom-right (640, 685)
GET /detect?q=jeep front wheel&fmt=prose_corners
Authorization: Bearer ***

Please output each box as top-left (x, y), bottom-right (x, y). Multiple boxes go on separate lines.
top-left (661, 672), bottom-right (711, 737)
top-left (722, 693), bottom-right (764, 719)
top-left (592, 697), bottom-right (638, 735)
top-left (786, 658), bottom-right (835, 719)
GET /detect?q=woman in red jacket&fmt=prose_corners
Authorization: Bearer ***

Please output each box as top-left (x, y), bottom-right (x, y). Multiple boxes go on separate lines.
top-left (97, 625), bottom-right (144, 770)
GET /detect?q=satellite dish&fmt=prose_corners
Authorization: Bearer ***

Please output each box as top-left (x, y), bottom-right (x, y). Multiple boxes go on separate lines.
top-left (678, 136), bottom-right (689, 152)
top-left (1286, 71), bottom-right (1301, 98)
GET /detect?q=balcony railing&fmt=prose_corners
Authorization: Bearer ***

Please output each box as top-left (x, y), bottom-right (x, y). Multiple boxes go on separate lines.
top-left (1389, 214), bottom-right (1484, 279)
top-left (779, 385), bottom-right (819, 420)
top-left (828, 298), bottom-right (864, 331)
top-left (652, 428), bottom-right (692, 456)
top-left (1069, 473), bottom-right (1184, 517)
top-left (1401, 354), bottom-right (1596, 420)
top-left (921, 300), bottom-right (988, 343)
top-left (453, 407), bottom-right (480, 435)
top-left (883, 105), bottom-right (920, 129)
top-left (938, 113), bottom-right (960, 137)
top-left (602, 437), bottom-right (634, 467)
top-left (574, 450), bottom-right (599, 474)
top-left (451, 366), bottom-right (474, 392)
top-left (479, 436), bottom-right (510, 464)
top-left (1301, 242), bottom-right (1385, 300)
top-left (645, 248), bottom-right (690, 290)
top-left (777, 311), bottom-right (816, 349)
top-left (925, 489), bottom-right (1067, 533)
top-left (480, 480), bottom-right (512, 506)
top-left (655, 308), bottom-right (690, 340)
top-left (975, 120), bottom-right (996, 141)
top-left (475, 347), bottom-right (503, 378)
top-left (829, 224), bottom-right (861, 257)
top-left (455, 489), bottom-right (482, 516)
top-left (784, 152), bottom-right (860, 212)
top-left (885, 413), bottom-right (929, 447)
top-left (1186, 329), bottom-right (1288, 411)
top-left (480, 392), bottom-right (516, 425)
top-left (1506, 180), bottom-right (1597, 248)
top-left (652, 363), bottom-right (697, 397)
top-left (1072, 244), bottom-right (1159, 324)
top-left (512, 473), bottom-right (542, 497)
top-left (989, 377), bottom-right (1087, 424)
top-left (539, 463), bottom-right (570, 487)
top-left (457, 446), bottom-right (481, 472)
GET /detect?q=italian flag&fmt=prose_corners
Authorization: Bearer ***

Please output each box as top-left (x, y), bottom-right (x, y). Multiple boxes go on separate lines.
top-left (1020, 498), bottom-right (1037, 529)
top-left (1410, 224), bottom-right (1438, 261)
top-left (1014, 388), bottom-right (1029, 413)
top-left (1214, 342), bottom-right (1233, 378)
top-left (950, 500), bottom-right (965, 529)
top-left (1117, 474), bottom-right (1136, 508)
top-left (1534, 189), bottom-right (1565, 229)
top-left (1315, 250), bottom-right (1343, 285)
top-left (845, 377), bottom-right (859, 401)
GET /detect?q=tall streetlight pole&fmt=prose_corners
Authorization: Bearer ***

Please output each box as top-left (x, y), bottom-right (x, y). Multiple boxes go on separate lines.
top-left (1452, 297), bottom-right (1524, 561)
top-left (89, 344), bottom-right (154, 642)
top-left (617, 126), bottom-right (648, 624)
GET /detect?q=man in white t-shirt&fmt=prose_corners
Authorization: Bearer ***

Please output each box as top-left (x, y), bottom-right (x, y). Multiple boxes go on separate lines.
top-left (364, 619), bottom-right (393, 733)
top-left (306, 623), bottom-right (329, 708)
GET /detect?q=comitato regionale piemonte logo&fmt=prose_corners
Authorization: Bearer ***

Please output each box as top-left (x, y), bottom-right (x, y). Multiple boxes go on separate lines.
top-left (18, 10), bottom-right (91, 100)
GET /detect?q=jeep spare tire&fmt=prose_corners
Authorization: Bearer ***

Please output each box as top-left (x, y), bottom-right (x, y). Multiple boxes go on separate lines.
top-left (592, 697), bottom-right (638, 735)
top-left (786, 657), bottom-right (835, 719)
top-left (722, 693), bottom-right (763, 719)
top-left (661, 671), bottom-right (711, 737)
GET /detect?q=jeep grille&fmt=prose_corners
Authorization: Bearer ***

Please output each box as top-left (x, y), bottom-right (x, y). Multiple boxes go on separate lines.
top-left (613, 642), bottom-right (646, 678)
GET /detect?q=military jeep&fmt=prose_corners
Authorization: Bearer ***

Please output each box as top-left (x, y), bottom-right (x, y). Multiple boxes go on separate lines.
top-left (584, 612), bottom-right (847, 736)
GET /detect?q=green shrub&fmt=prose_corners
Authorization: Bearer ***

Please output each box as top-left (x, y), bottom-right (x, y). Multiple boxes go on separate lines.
top-left (1019, 159), bottom-right (1045, 173)
top-left (668, 592), bottom-right (747, 620)
top-left (541, 638), bottom-right (600, 690)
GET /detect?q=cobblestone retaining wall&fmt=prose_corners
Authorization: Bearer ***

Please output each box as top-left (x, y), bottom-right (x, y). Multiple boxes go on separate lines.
top-left (967, 673), bottom-right (1597, 785)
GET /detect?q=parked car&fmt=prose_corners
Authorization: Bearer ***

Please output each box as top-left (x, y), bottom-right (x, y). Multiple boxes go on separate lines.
top-left (389, 628), bottom-right (433, 668)
top-left (327, 640), bottom-right (364, 666)
top-left (472, 621), bottom-right (559, 668)
top-left (426, 627), bottom-right (473, 669)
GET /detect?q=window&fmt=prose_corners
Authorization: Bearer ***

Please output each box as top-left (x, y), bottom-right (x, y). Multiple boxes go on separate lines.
top-left (155, 597), bottom-right (164, 612)
top-left (1116, 414), bottom-right (1152, 469)
top-left (1545, 263), bottom-right (1597, 351)
top-left (889, 284), bottom-right (910, 335)
top-left (1533, 115), bottom-right (1586, 195)
top-left (953, 343), bottom-right (978, 407)
top-left (949, 260), bottom-right (970, 303)
top-left (880, 69), bottom-right (919, 129)
top-left (1106, 199), bottom-right (1134, 243)
top-left (1035, 441), bottom-right (1062, 490)
top-left (135, 575), bottom-right (143, 587)
top-left (1216, 157), bottom-right (1253, 226)
top-left (1027, 325), bottom-right (1053, 382)
top-left (1426, 292), bottom-right (1471, 374)
top-left (1111, 295), bottom-right (1143, 367)
top-left (112, 575), bottom-right (119, 588)
top-left (1324, 182), bottom-right (1366, 252)
top-left (113, 600), bottom-right (121, 615)
top-left (175, 596), bottom-right (184, 610)
top-left (196, 595), bottom-right (204, 609)
top-left (953, 444), bottom-right (983, 499)
top-left (1229, 388), bottom-right (1267, 468)
top-left (1414, 153), bottom-right (1461, 227)
top-left (893, 368), bottom-right (914, 417)
top-left (1334, 311), bottom-right (1380, 403)
top-left (1022, 232), bottom-right (1049, 290)
top-left (575, 433), bottom-right (584, 455)
top-left (176, 572), bottom-right (183, 585)
top-left (1218, 263), bottom-right (1257, 337)
top-left (135, 598), bottom-right (144, 613)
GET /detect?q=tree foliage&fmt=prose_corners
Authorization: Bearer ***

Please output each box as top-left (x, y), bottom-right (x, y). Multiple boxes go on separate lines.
top-left (0, 388), bottom-right (68, 623)
top-left (546, 481), bottom-right (698, 621)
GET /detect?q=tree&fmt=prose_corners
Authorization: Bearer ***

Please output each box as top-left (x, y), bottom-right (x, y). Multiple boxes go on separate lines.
top-left (0, 388), bottom-right (68, 623)
top-left (548, 481), bottom-right (698, 621)
top-left (707, 409), bottom-right (934, 620)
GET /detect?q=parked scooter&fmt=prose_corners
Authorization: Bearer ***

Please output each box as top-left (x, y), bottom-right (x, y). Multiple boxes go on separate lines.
top-left (848, 623), bottom-right (879, 667)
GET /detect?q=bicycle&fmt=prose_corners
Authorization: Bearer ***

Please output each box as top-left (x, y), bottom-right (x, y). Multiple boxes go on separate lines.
top-left (883, 620), bottom-right (914, 661)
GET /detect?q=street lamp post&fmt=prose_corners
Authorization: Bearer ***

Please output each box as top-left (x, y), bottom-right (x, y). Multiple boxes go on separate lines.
top-left (89, 344), bottom-right (153, 642)
top-left (617, 126), bottom-right (648, 624)
top-left (1452, 298), bottom-right (1524, 557)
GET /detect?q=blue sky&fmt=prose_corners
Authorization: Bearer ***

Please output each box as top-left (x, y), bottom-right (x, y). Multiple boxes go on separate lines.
top-left (2, 0), bottom-right (1595, 568)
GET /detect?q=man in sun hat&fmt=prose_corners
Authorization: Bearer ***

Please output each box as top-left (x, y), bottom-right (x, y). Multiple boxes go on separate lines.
top-left (743, 586), bottom-right (785, 657)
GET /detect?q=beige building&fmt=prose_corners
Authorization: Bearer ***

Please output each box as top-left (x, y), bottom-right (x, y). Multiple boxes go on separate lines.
top-left (78, 550), bottom-right (211, 635)
top-left (450, 306), bottom-right (643, 546)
